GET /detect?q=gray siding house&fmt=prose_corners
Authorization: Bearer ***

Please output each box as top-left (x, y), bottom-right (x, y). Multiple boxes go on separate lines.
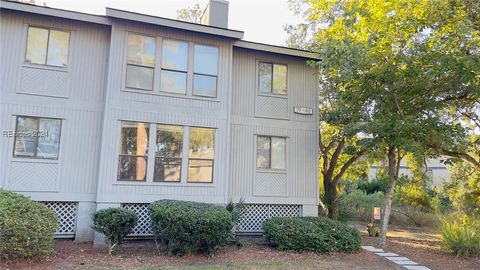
top-left (0, 0), bottom-right (320, 243)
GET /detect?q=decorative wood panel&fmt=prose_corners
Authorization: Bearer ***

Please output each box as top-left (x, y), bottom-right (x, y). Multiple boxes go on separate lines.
top-left (19, 67), bottom-right (69, 98)
top-left (254, 95), bottom-right (288, 119)
top-left (253, 172), bottom-right (287, 196)
top-left (8, 161), bottom-right (59, 192)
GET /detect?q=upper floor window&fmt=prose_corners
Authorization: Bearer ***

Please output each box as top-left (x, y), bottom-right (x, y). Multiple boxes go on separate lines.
top-left (118, 121), bottom-right (149, 181)
top-left (14, 116), bottom-right (62, 159)
top-left (258, 62), bottom-right (287, 95)
top-left (160, 39), bottom-right (189, 94)
top-left (256, 136), bottom-right (286, 170)
top-left (193, 45), bottom-right (219, 97)
top-left (125, 33), bottom-right (156, 90)
top-left (124, 33), bottom-right (220, 98)
top-left (25, 26), bottom-right (70, 67)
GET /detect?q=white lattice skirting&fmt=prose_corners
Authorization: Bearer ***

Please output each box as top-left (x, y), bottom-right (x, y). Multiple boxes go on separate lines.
top-left (121, 203), bottom-right (152, 237)
top-left (236, 204), bottom-right (303, 233)
top-left (42, 201), bottom-right (78, 238)
top-left (120, 203), bottom-right (303, 236)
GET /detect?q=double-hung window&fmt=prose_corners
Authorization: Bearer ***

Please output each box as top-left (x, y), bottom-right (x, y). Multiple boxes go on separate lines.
top-left (25, 26), bottom-right (70, 67)
top-left (118, 122), bottom-right (149, 181)
top-left (125, 33), bottom-right (156, 90)
top-left (193, 45), bottom-right (219, 97)
top-left (154, 125), bottom-right (183, 182)
top-left (256, 136), bottom-right (286, 170)
top-left (258, 62), bottom-right (287, 95)
top-left (160, 39), bottom-right (189, 94)
top-left (13, 116), bottom-right (62, 159)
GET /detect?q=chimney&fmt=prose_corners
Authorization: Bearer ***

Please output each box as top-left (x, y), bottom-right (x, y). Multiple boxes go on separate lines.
top-left (200, 0), bottom-right (229, 28)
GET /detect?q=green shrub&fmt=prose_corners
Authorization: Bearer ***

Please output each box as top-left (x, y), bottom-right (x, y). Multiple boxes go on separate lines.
top-left (441, 216), bottom-right (480, 256)
top-left (263, 216), bottom-right (361, 253)
top-left (0, 189), bottom-right (57, 259)
top-left (394, 183), bottom-right (435, 212)
top-left (149, 200), bottom-right (234, 256)
top-left (92, 207), bottom-right (138, 255)
top-left (357, 176), bottom-right (389, 194)
top-left (337, 190), bottom-right (385, 221)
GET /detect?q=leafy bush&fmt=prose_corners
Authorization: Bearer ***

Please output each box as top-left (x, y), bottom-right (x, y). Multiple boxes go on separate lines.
top-left (357, 176), bottom-right (389, 194)
top-left (149, 200), bottom-right (234, 256)
top-left (92, 207), bottom-right (138, 255)
top-left (337, 190), bottom-right (385, 221)
top-left (263, 216), bottom-right (361, 253)
top-left (0, 189), bottom-right (57, 259)
top-left (394, 183), bottom-right (435, 212)
top-left (441, 216), bottom-right (480, 256)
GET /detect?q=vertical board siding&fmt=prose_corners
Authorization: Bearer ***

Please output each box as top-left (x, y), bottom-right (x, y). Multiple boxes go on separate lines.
top-left (0, 12), bottom-right (110, 202)
top-left (95, 21), bottom-right (233, 204)
top-left (230, 47), bottom-right (319, 205)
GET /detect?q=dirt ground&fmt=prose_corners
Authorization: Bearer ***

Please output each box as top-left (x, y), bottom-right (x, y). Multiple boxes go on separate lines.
top-left (1, 226), bottom-right (478, 270)
top-left (360, 225), bottom-right (480, 270)
top-left (1, 237), bottom-right (398, 270)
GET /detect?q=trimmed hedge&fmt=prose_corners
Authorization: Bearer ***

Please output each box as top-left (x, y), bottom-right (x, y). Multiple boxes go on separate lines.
top-left (0, 189), bottom-right (57, 259)
top-left (92, 207), bottom-right (138, 255)
top-left (263, 216), bottom-right (361, 253)
top-left (149, 200), bottom-right (233, 256)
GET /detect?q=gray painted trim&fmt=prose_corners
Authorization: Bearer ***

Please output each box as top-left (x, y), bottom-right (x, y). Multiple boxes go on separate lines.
top-left (106, 8), bottom-right (244, 39)
top-left (0, 0), bottom-right (111, 25)
top-left (234, 40), bottom-right (321, 60)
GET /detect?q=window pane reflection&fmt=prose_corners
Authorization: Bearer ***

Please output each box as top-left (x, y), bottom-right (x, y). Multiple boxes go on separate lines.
top-left (193, 74), bottom-right (217, 97)
top-left (161, 39), bottom-right (188, 71)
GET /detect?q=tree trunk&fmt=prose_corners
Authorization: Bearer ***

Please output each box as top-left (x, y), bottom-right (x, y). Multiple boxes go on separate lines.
top-left (378, 146), bottom-right (399, 248)
top-left (323, 175), bottom-right (338, 219)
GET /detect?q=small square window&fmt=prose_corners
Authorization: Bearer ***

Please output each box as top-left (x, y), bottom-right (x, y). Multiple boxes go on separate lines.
top-left (256, 136), bottom-right (286, 170)
top-left (25, 26), bottom-right (70, 67)
top-left (14, 116), bottom-right (62, 159)
top-left (258, 62), bottom-right (287, 95)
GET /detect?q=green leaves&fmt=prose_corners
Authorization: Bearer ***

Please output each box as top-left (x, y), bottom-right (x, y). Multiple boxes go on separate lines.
top-left (92, 208), bottom-right (138, 255)
top-left (148, 200), bottom-right (234, 256)
top-left (0, 189), bottom-right (57, 259)
top-left (263, 216), bottom-right (361, 253)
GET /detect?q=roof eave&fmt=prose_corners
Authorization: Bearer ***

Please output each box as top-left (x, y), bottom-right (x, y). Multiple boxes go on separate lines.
top-left (234, 40), bottom-right (321, 60)
top-left (0, 0), bottom-right (111, 25)
top-left (106, 8), bottom-right (244, 40)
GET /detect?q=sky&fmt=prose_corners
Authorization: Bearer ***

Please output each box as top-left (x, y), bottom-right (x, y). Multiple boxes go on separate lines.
top-left (39, 0), bottom-right (302, 46)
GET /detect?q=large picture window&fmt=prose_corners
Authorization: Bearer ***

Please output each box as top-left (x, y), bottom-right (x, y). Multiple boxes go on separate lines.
top-left (188, 127), bottom-right (215, 183)
top-left (258, 62), bottom-right (287, 95)
top-left (25, 26), bottom-right (70, 67)
top-left (256, 136), bottom-right (286, 170)
top-left (160, 39), bottom-right (188, 94)
top-left (125, 33), bottom-right (156, 90)
top-left (193, 44), bottom-right (219, 97)
top-left (154, 125), bottom-right (183, 182)
top-left (118, 122), bottom-right (149, 181)
top-left (13, 116), bottom-right (62, 159)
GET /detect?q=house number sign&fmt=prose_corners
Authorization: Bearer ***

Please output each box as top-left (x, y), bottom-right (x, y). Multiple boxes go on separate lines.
top-left (293, 106), bottom-right (313, 115)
